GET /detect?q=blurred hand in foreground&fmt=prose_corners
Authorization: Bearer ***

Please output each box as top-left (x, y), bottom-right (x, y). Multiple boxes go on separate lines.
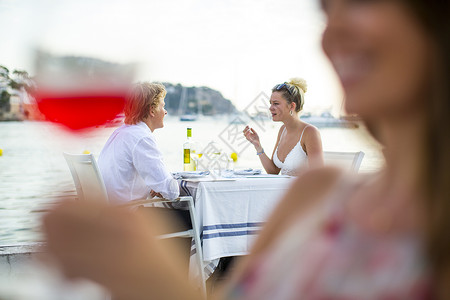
top-left (43, 201), bottom-right (200, 300)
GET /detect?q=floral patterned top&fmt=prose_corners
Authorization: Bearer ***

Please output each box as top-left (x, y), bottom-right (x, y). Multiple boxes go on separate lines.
top-left (225, 178), bottom-right (432, 300)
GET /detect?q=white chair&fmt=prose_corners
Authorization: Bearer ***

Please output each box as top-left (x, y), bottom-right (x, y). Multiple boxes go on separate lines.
top-left (63, 152), bottom-right (108, 203)
top-left (323, 151), bottom-right (365, 172)
top-left (63, 152), bottom-right (206, 295)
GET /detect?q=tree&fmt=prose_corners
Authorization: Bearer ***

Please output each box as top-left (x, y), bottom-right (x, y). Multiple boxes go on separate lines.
top-left (0, 65), bottom-right (35, 115)
top-left (0, 65), bottom-right (10, 87)
top-left (12, 70), bottom-right (29, 78)
top-left (0, 90), bottom-right (11, 111)
top-left (0, 65), bottom-right (9, 78)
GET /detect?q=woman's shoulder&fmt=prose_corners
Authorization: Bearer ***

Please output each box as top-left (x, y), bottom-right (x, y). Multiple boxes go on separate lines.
top-left (300, 123), bottom-right (321, 141)
top-left (292, 166), bottom-right (343, 194)
top-left (274, 167), bottom-right (363, 229)
top-left (294, 169), bottom-right (378, 208)
top-left (275, 167), bottom-right (345, 215)
top-left (246, 167), bottom-right (345, 256)
top-left (301, 122), bottom-right (319, 134)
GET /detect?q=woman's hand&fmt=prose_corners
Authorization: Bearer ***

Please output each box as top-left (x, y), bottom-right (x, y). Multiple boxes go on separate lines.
top-left (243, 125), bottom-right (262, 151)
top-left (43, 201), bottom-right (161, 293)
top-left (43, 201), bottom-right (201, 300)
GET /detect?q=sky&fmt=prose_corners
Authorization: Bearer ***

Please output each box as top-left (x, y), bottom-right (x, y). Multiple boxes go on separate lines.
top-left (0, 0), bottom-right (344, 113)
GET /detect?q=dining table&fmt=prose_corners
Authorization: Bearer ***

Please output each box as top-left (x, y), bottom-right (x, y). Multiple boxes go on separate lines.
top-left (177, 174), bottom-right (296, 279)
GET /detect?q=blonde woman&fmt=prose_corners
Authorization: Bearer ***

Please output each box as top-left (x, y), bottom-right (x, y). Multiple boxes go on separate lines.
top-left (244, 78), bottom-right (323, 175)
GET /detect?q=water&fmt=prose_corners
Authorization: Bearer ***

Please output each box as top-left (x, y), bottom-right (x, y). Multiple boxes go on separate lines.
top-left (0, 117), bottom-right (384, 246)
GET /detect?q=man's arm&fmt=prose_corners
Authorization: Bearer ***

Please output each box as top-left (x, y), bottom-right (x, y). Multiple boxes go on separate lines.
top-left (132, 137), bottom-right (179, 200)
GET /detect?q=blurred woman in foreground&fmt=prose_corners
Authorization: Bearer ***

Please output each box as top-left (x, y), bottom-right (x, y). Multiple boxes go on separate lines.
top-left (44, 0), bottom-right (450, 299)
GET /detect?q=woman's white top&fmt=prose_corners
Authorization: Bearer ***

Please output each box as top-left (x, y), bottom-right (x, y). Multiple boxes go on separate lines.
top-left (98, 121), bottom-right (179, 203)
top-left (273, 126), bottom-right (309, 176)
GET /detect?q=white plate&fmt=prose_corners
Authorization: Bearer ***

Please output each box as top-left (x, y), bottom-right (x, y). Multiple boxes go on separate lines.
top-left (182, 177), bottom-right (237, 182)
top-left (233, 169), bottom-right (262, 176)
top-left (177, 171), bottom-right (210, 179)
top-left (244, 174), bottom-right (292, 178)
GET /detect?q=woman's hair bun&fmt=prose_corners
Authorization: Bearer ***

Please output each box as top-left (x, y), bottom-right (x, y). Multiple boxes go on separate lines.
top-left (288, 78), bottom-right (307, 93)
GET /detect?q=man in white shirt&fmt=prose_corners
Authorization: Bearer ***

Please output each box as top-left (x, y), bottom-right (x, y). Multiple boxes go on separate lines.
top-left (98, 82), bottom-right (179, 203)
top-left (98, 82), bottom-right (190, 263)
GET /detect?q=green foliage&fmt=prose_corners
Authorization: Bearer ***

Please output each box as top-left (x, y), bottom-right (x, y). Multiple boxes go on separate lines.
top-left (0, 65), bottom-right (35, 117)
top-left (0, 90), bottom-right (11, 110)
top-left (9, 79), bottom-right (23, 90)
top-left (0, 65), bottom-right (10, 77)
top-left (12, 70), bottom-right (29, 78)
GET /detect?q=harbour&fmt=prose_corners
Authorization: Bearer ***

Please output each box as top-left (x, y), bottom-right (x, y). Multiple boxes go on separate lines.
top-left (0, 118), bottom-right (383, 247)
top-left (0, 117), bottom-right (383, 298)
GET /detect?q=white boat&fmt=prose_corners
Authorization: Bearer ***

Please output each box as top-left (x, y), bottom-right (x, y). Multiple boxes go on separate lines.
top-left (301, 112), bottom-right (359, 128)
top-left (179, 114), bottom-right (198, 122)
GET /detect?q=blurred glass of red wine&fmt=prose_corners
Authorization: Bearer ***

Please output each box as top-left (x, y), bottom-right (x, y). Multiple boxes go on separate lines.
top-left (34, 51), bottom-right (135, 131)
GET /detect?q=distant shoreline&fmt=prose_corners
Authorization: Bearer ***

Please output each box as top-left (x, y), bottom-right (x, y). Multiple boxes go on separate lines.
top-left (0, 117), bottom-right (22, 122)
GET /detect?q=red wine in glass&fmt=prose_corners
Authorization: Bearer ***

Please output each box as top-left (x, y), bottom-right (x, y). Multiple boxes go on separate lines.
top-left (35, 88), bottom-right (127, 131)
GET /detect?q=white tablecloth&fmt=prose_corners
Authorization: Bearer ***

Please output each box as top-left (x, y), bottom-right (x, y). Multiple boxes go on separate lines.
top-left (179, 176), bottom-right (295, 278)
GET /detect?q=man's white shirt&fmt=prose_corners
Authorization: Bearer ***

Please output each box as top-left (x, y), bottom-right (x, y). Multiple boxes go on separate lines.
top-left (98, 122), bottom-right (179, 203)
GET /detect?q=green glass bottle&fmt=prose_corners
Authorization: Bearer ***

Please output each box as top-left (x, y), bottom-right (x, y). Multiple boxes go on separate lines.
top-left (183, 128), bottom-right (196, 171)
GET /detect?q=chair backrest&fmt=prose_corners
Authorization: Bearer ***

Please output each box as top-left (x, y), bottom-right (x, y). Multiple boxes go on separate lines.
top-left (323, 151), bottom-right (365, 172)
top-left (63, 152), bottom-right (108, 203)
